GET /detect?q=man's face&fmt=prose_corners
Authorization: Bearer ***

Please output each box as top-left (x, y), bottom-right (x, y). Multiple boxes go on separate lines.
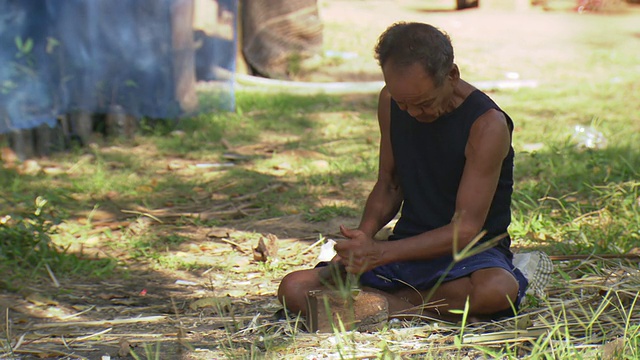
top-left (382, 62), bottom-right (454, 123)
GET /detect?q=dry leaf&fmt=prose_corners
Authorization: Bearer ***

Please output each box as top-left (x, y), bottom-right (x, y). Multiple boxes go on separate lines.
top-left (231, 256), bottom-right (251, 268)
top-left (167, 161), bottom-right (183, 170)
top-left (224, 289), bottom-right (247, 297)
top-left (43, 166), bottom-right (64, 175)
top-left (602, 338), bottom-right (624, 360)
top-left (207, 228), bottom-right (230, 238)
top-left (1, 146), bottom-right (18, 167)
top-left (25, 293), bottom-right (58, 306)
top-left (253, 234), bottom-right (279, 262)
top-left (118, 338), bottom-right (132, 358)
top-left (19, 159), bottom-right (42, 175)
top-left (310, 160), bottom-right (330, 170)
top-left (253, 238), bottom-right (269, 262)
top-left (274, 162), bottom-right (292, 170)
top-left (188, 243), bottom-right (202, 253)
top-left (190, 297), bottom-right (233, 311)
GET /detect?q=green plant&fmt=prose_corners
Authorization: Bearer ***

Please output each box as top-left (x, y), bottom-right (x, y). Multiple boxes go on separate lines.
top-left (0, 197), bottom-right (116, 285)
top-left (129, 341), bottom-right (161, 360)
top-left (0, 197), bottom-right (61, 272)
top-left (450, 296), bottom-right (471, 347)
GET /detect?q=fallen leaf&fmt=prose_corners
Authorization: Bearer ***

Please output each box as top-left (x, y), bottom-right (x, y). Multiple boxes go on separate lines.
top-left (274, 162), bottom-right (292, 170)
top-left (105, 190), bottom-right (120, 200)
top-left (253, 238), bottom-right (269, 262)
top-left (602, 338), bottom-right (624, 360)
top-left (310, 160), bottom-right (330, 170)
top-left (207, 228), bottom-right (230, 238)
top-left (190, 297), bottom-right (233, 311)
top-left (224, 289), bottom-right (247, 297)
top-left (175, 280), bottom-right (198, 286)
top-left (0, 147), bottom-right (18, 167)
top-left (231, 257), bottom-right (251, 268)
top-left (118, 338), bottom-right (132, 357)
top-left (19, 159), bottom-right (41, 175)
top-left (25, 293), bottom-right (58, 306)
top-left (253, 234), bottom-right (279, 262)
top-left (188, 243), bottom-right (202, 253)
top-left (43, 166), bottom-right (64, 175)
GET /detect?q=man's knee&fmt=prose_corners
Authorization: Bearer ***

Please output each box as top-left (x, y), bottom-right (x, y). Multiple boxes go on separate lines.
top-left (469, 268), bottom-right (519, 314)
top-left (277, 269), bottom-right (322, 310)
top-left (278, 271), bottom-right (303, 303)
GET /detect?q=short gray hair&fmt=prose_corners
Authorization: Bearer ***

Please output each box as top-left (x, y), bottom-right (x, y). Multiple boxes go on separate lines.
top-left (374, 22), bottom-right (454, 86)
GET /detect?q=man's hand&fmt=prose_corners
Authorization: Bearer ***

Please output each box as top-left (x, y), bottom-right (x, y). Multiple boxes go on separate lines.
top-left (334, 225), bottom-right (386, 274)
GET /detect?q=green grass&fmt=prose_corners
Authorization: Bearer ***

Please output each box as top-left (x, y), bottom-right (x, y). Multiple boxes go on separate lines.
top-left (1, 70), bottom-right (638, 278)
top-left (0, 198), bottom-right (117, 289)
top-left (494, 70), bottom-right (640, 255)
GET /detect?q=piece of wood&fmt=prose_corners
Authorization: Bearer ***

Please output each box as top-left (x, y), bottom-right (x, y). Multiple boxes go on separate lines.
top-left (235, 0), bottom-right (249, 75)
top-left (31, 315), bottom-right (167, 329)
top-left (306, 289), bottom-right (388, 333)
top-left (171, 0), bottom-right (198, 113)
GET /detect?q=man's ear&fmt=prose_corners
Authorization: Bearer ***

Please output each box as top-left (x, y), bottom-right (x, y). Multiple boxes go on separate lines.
top-left (448, 64), bottom-right (460, 81)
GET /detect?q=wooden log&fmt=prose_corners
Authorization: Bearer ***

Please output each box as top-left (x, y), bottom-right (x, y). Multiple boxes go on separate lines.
top-left (235, 0), bottom-right (249, 75)
top-left (306, 289), bottom-right (388, 333)
top-left (171, 0), bottom-right (199, 113)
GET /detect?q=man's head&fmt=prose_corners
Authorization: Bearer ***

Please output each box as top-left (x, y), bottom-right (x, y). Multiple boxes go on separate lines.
top-left (375, 23), bottom-right (459, 123)
top-left (374, 22), bottom-right (454, 87)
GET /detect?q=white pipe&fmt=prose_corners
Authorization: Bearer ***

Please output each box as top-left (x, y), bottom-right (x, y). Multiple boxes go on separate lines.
top-left (233, 73), bottom-right (538, 95)
top-left (200, 66), bottom-right (539, 95)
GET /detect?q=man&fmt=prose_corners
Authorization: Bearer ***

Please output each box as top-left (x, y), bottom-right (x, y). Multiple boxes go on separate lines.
top-left (278, 22), bottom-right (528, 321)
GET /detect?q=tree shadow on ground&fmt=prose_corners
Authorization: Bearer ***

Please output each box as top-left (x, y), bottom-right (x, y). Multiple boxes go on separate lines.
top-left (0, 92), bottom-right (379, 358)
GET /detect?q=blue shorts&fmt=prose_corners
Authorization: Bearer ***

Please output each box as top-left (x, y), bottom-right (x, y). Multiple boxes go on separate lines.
top-left (321, 246), bottom-right (528, 313)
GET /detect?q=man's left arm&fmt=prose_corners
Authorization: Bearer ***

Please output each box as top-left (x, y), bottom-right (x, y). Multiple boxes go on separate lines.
top-left (452, 109), bottom-right (511, 245)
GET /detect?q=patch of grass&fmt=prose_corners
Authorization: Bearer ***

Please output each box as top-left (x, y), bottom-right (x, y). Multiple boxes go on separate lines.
top-left (483, 43), bottom-right (640, 256)
top-left (0, 197), bottom-right (116, 288)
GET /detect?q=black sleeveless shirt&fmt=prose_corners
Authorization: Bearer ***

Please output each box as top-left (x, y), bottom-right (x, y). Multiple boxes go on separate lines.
top-left (390, 90), bottom-right (514, 256)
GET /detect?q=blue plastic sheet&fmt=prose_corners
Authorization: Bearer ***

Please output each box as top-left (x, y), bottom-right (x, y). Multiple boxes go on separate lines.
top-left (0, 0), bottom-right (237, 135)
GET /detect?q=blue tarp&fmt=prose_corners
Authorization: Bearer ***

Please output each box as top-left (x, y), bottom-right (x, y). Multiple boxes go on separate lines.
top-left (0, 0), bottom-right (237, 135)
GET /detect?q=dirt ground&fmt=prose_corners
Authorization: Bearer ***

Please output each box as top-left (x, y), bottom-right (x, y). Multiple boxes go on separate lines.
top-left (2, 1), bottom-right (640, 359)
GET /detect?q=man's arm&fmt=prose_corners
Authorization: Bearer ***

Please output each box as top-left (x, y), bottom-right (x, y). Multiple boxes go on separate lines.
top-left (355, 87), bottom-right (404, 238)
top-left (335, 88), bottom-right (403, 273)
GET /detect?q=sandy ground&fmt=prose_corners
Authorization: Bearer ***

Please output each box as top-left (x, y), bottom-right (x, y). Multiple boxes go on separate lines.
top-left (303, 0), bottom-right (639, 84)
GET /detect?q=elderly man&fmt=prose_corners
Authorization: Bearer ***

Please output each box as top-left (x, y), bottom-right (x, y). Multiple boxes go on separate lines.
top-left (278, 22), bottom-right (528, 322)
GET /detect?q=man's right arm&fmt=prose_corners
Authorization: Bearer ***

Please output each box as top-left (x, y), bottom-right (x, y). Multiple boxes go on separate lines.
top-left (357, 87), bottom-right (403, 238)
